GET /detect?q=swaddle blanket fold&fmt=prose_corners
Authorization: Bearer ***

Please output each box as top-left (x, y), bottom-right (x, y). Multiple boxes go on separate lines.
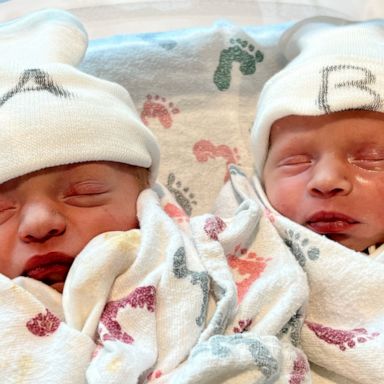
top-left (0, 184), bottom-right (309, 383)
top-left (214, 164), bottom-right (384, 384)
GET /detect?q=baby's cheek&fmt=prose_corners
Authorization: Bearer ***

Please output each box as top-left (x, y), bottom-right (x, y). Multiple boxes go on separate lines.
top-left (0, 234), bottom-right (25, 279)
top-left (270, 199), bottom-right (295, 220)
top-left (104, 207), bottom-right (139, 231)
top-left (265, 182), bottom-right (301, 222)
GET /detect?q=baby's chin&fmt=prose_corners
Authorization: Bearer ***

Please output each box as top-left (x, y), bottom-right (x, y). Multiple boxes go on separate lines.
top-left (323, 233), bottom-right (370, 252)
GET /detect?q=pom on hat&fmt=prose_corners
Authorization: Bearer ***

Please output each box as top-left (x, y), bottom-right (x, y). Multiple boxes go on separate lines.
top-left (0, 9), bottom-right (160, 184)
top-left (251, 16), bottom-right (384, 178)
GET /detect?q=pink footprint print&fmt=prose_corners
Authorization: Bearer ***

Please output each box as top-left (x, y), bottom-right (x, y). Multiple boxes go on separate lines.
top-left (147, 370), bottom-right (163, 381)
top-left (99, 285), bottom-right (156, 344)
top-left (289, 352), bottom-right (309, 384)
top-left (233, 318), bottom-right (252, 333)
top-left (141, 94), bottom-right (180, 128)
top-left (204, 216), bottom-right (227, 241)
top-left (227, 244), bottom-right (271, 302)
top-left (164, 202), bottom-right (190, 224)
top-left (193, 139), bottom-right (240, 181)
top-left (26, 308), bottom-right (60, 337)
top-left (306, 321), bottom-right (380, 351)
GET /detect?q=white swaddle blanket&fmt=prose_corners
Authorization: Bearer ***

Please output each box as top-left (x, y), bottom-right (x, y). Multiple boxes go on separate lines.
top-left (214, 165), bottom-right (384, 384)
top-left (0, 183), bottom-right (310, 383)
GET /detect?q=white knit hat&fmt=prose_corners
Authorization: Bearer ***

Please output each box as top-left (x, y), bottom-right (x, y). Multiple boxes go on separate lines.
top-left (0, 9), bottom-right (160, 184)
top-left (251, 16), bottom-right (384, 178)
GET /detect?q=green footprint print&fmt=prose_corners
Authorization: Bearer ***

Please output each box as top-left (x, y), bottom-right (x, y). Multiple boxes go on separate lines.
top-left (214, 38), bottom-right (264, 91)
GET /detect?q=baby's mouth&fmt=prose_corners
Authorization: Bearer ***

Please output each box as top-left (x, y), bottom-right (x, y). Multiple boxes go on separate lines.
top-left (306, 211), bottom-right (359, 234)
top-left (22, 252), bottom-right (74, 292)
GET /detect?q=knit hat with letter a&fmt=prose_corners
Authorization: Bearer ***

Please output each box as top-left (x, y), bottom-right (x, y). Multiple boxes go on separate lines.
top-left (0, 9), bottom-right (160, 184)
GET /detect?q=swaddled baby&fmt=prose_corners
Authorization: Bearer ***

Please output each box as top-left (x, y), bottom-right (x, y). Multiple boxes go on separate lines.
top-left (0, 9), bottom-right (158, 293)
top-left (0, 9), bottom-right (201, 384)
top-left (215, 16), bottom-right (384, 384)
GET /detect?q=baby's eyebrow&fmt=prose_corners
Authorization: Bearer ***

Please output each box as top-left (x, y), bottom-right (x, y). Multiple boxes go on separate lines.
top-left (270, 138), bottom-right (308, 151)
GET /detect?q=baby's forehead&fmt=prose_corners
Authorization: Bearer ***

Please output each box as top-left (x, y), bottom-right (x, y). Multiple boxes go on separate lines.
top-left (269, 115), bottom-right (322, 144)
top-left (0, 161), bottom-right (136, 190)
top-left (26, 161), bottom-right (122, 178)
top-left (269, 110), bottom-right (384, 142)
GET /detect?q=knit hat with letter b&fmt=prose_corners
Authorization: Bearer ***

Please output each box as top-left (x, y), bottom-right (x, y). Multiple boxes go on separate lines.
top-left (251, 16), bottom-right (384, 178)
top-left (0, 9), bottom-right (160, 184)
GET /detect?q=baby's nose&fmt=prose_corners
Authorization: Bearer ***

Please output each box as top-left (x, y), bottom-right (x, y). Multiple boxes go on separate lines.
top-left (307, 156), bottom-right (353, 198)
top-left (18, 201), bottom-right (66, 243)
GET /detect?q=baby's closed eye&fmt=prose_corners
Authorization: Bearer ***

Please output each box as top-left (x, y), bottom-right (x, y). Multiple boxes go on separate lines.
top-left (349, 148), bottom-right (384, 171)
top-left (63, 181), bottom-right (110, 207)
top-left (277, 154), bottom-right (312, 166)
top-left (0, 198), bottom-right (16, 223)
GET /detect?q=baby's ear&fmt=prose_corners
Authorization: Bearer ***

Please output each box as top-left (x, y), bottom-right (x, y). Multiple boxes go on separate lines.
top-left (135, 167), bottom-right (150, 190)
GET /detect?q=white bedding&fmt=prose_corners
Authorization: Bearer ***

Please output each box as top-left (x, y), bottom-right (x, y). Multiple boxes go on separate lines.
top-left (1, 1), bottom-right (384, 38)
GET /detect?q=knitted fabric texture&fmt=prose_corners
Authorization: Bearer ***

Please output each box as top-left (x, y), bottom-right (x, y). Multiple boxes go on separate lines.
top-left (251, 16), bottom-right (384, 178)
top-left (0, 9), bottom-right (160, 184)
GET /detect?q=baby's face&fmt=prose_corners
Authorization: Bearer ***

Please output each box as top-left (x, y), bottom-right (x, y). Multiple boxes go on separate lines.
top-left (0, 161), bottom-right (143, 292)
top-left (263, 110), bottom-right (384, 252)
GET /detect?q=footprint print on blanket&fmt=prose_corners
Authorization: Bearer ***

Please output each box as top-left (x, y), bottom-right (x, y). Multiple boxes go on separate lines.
top-left (289, 351), bottom-right (310, 384)
top-left (214, 38), bottom-right (264, 91)
top-left (191, 334), bottom-right (279, 378)
top-left (204, 216), bottom-right (227, 241)
top-left (284, 229), bottom-right (320, 267)
top-left (193, 139), bottom-right (241, 182)
top-left (147, 369), bottom-right (163, 381)
top-left (26, 308), bottom-right (61, 337)
top-left (173, 246), bottom-right (209, 327)
top-left (227, 244), bottom-right (271, 302)
top-left (166, 173), bottom-right (197, 215)
top-left (278, 309), bottom-right (304, 347)
top-left (233, 318), bottom-right (252, 333)
top-left (306, 321), bottom-right (380, 351)
top-left (164, 202), bottom-right (190, 224)
top-left (141, 94), bottom-right (179, 129)
top-left (99, 285), bottom-right (156, 344)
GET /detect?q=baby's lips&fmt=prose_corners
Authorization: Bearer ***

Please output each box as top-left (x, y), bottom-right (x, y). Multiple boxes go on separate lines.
top-left (307, 220), bottom-right (356, 234)
top-left (26, 263), bottom-right (71, 283)
top-left (306, 211), bottom-right (359, 234)
top-left (22, 252), bottom-right (74, 284)
top-left (306, 210), bottom-right (358, 224)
